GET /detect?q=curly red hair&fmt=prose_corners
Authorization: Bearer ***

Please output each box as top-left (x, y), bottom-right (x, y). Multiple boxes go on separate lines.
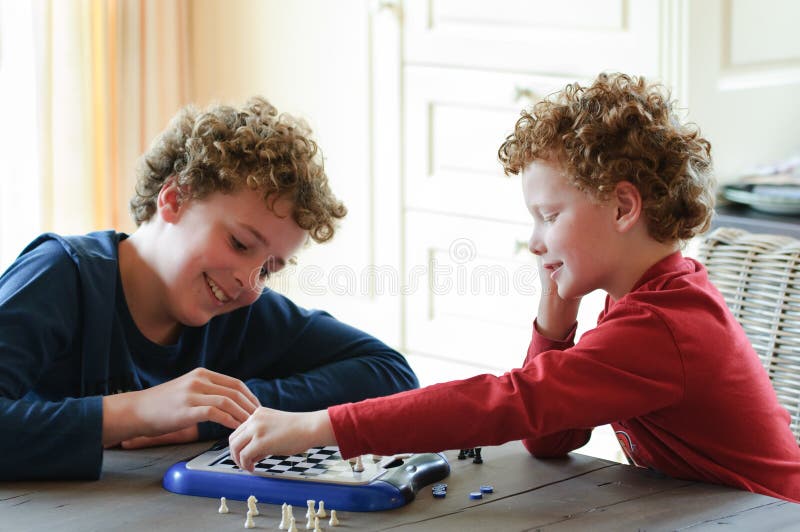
top-left (131, 97), bottom-right (346, 243)
top-left (499, 73), bottom-right (715, 242)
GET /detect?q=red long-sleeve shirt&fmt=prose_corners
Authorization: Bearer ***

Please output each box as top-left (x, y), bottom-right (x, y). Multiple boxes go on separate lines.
top-left (329, 252), bottom-right (800, 502)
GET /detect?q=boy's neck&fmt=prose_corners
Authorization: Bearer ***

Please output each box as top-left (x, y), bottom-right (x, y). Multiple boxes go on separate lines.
top-left (118, 226), bottom-right (183, 345)
top-left (607, 229), bottom-right (680, 301)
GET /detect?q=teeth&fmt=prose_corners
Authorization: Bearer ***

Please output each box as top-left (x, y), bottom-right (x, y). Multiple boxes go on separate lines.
top-left (206, 276), bottom-right (229, 302)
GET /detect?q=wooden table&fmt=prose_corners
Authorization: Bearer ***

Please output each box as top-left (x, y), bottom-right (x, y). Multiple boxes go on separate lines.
top-left (2, 441), bottom-right (798, 531)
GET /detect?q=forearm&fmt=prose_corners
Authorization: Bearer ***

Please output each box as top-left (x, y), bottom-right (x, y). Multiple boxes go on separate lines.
top-left (329, 374), bottom-right (536, 459)
top-left (248, 353), bottom-right (419, 412)
top-left (0, 396), bottom-right (103, 480)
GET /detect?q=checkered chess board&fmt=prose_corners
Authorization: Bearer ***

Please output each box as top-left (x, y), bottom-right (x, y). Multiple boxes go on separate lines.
top-left (187, 446), bottom-right (386, 486)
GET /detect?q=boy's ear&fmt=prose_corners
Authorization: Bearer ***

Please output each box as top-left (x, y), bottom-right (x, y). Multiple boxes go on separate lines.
top-left (157, 178), bottom-right (184, 223)
top-left (613, 181), bottom-right (642, 233)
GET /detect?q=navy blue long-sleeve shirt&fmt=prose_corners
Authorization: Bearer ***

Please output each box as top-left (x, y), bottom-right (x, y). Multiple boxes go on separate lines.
top-left (0, 231), bottom-right (417, 480)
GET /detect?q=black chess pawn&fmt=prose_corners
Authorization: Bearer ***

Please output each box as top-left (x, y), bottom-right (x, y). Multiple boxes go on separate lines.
top-left (472, 447), bottom-right (483, 464)
top-left (467, 448), bottom-right (475, 458)
top-left (457, 449), bottom-right (468, 460)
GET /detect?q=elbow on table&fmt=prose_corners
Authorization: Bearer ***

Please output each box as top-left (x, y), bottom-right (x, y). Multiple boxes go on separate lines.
top-left (522, 429), bottom-right (591, 458)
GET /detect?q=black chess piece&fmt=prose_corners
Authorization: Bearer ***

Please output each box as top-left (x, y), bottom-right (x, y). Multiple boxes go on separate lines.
top-left (467, 448), bottom-right (475, 458)
top-left (472, 447), bottom-right (483, 464)
top-left (457, 449), bottom-right (468, 460)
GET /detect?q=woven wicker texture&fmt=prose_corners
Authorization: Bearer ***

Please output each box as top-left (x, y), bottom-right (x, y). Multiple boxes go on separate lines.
top-left (697, 227), bottom-right (800, 444)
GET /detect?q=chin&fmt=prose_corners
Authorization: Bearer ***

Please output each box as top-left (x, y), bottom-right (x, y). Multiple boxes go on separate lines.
top-left (181, 312), bottom-right (215, 328)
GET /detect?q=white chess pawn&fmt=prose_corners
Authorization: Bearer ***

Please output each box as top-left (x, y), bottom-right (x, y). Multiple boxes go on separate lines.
top-left (328, 509), bottom-right (339, 527)
top-left (316, 500), bottom-right (327, 518)
top-left (305, 499), bottom-right (316, 519)
top-left (244, 509), bottom-right (256, 529)
top-left (313, 516), bottom-right (322, 532)
top-left (247, 495), bottom-right (260, 516)
top-left (287, 516), bottom-right (298, 532)
top-left (305, 513), bottom-right (314, 530)
top-left (353, 455), bottom-right (364, 472)
top-left (279, 502), bottom-right (288, 529)
top-left (218, 496), bottom-right (229, 514)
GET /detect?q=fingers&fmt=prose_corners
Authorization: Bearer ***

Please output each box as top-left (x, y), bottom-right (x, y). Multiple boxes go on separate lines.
top-left (229, 423), bottom-right (253, 471)
top-left (229, 407), bottom-right (277, 471)
top-left (192, 386), bottom-right (254, 425)
top-left (182, 369), bottom-right (262, 427)
top-left (196, 368), bottom-right (261, 411)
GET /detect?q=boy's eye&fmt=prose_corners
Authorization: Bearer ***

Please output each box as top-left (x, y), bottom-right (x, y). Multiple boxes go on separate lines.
top-left (231, 236), bottom-right (247, 251)
top-left (542, 213), bottom-right (559, 224)
top-left (259, 267), bottom-right (271, 280)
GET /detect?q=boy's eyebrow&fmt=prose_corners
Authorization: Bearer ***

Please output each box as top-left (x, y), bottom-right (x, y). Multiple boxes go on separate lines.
top-left (239, 222), bottom-right (270, 247)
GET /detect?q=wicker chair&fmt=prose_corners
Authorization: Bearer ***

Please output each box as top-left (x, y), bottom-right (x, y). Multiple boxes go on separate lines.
top-left (697, 227), bottom-right (800, 444)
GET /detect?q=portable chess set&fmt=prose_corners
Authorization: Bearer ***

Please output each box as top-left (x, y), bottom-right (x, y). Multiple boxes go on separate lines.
top-left (163, 441), bottom-right (450, 511)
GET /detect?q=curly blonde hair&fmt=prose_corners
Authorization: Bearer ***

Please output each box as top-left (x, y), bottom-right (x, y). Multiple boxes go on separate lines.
top-left (131, 96), bottom-right (347, 243)
top-left (498, 73), bottom-right (715, 242)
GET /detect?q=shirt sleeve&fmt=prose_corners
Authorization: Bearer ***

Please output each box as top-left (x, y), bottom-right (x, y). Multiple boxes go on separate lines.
top-left (0, 241), bottom-right (104, 480)
top-left (329, 302), bottom-right (685, 459)
top-left (521, 319), bottom-right (592, 456)
top-left (198, 292), bottom-right (419, 441)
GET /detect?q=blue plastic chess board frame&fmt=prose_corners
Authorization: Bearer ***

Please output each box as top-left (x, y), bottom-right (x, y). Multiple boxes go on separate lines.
top-left (163, 440), bottom-right (450, 512)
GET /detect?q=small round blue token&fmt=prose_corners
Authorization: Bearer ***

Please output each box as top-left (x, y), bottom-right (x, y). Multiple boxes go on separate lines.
top-left (433, 483), bottom-right (448, 490)
top-left (432, 490), bottom-right (446, 498)
top-left (479, 485), bottom-right (494, 493)
top-left (469, 491), bottom-right (483, 499)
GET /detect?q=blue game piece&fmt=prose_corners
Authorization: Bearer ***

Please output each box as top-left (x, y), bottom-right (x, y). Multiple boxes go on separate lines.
top-left (479, 485), bottom-right (494, 493)
top-left (432, 490), bottom-right (446, 498)
top-left (432, 483), bottom-right (448, 490)
top-left (469, 491), bottom-right (483, 499)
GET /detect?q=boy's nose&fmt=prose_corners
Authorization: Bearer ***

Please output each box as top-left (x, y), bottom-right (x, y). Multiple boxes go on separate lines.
top-left (528, 232), bottom-right (545, 255)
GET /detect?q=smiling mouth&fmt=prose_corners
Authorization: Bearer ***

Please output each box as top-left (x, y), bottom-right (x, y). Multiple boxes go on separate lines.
top-left (543, 262), bottom-right (563, 279)
top-left (205, 274), bottom-right (230, 303)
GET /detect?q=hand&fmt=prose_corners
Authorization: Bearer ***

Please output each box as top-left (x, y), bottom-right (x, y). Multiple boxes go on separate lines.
top-left (102, 367), bottom-right (260, 446)
top-left (228, 408), bottom-right (336, 472)
top-left (535, 256), bottom-right (581, 340)
top-left (119, 426), bottom-right (199, 449)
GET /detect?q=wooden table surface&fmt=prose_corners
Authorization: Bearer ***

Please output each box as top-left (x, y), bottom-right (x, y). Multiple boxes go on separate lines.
top-left (2, 440), bottom-right (798, 531)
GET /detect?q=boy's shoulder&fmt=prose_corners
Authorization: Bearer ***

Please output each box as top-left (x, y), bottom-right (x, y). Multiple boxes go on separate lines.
top-left (608, 253), bottom-right (728, 329)
top-left (5, 231), bottom-right (123, 289)
top-left (20, 230), bottom-right (121, 263)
